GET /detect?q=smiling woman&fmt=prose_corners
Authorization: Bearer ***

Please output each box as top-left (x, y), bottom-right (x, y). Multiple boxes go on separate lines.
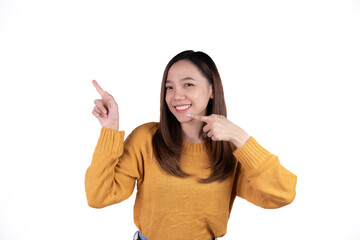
top-left (165, 61), bottom-right (214, 122)
top-left (153, 51), bottom-right (239, 183)
top-left (85, 50), bottom-right (297, 240)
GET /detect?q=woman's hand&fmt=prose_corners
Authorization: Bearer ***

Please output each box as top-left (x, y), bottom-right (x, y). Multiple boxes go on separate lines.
top-left (188, 114), bottom-right (250, 148)
top-left (92, 80), bottom-right (119, 131)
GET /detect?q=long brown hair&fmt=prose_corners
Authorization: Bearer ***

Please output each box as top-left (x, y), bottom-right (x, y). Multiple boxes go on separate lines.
top-left (152, 50), bottom-right (237, 183)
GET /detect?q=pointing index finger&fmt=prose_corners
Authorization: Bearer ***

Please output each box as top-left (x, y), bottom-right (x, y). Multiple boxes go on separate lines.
top-left (92, 80), bottom-right (106, 97)
top-left (187, 114), bottom-right (211, 123)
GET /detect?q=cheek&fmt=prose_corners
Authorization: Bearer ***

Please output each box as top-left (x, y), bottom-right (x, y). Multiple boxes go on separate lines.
top-left (165, 93), bottom-right (172, 107)
top-left (194, 91), bottom-right (211, 106)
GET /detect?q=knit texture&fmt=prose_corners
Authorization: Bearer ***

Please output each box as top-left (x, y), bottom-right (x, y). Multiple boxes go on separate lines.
top-left (85, 122), bottom-right (297, 240)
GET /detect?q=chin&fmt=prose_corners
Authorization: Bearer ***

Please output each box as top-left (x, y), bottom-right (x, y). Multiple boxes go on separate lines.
top-left (174, 114), bottom-right (192, 123)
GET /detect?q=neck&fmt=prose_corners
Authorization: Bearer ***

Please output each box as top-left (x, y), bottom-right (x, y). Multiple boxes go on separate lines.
top-left (181, 120), bottom-right (207, 143)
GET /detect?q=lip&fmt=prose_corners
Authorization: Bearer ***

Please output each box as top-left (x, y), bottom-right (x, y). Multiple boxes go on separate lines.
top-left (174, 104), bottom-right (191, 113)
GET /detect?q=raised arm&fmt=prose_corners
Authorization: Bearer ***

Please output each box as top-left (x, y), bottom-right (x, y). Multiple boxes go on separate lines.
top-left (187, 113), bottom-right (297, 208)
top-left (85, 80), bottom-right (142, 208)
top-left (92, 80), bottom-right (119, 131)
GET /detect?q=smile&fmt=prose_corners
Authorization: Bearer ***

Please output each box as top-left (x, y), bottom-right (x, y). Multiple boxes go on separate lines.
top-left (174, 104), bottom-right (191, 112)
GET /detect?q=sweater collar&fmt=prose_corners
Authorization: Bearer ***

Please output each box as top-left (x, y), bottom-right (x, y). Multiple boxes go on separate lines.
top-left (182, 139), bottom-right (210, 153)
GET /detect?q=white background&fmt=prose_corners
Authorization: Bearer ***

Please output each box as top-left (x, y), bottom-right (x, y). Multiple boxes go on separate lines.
top-left (1, 0), bottom-right (360, 239)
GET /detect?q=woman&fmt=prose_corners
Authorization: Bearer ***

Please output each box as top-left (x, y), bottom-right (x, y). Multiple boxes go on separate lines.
top-left (85, 50), bottom-right (297, 240)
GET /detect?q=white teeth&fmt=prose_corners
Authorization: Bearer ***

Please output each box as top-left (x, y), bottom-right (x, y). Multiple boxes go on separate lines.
top-left (175, 105), bottom-right (191, 110)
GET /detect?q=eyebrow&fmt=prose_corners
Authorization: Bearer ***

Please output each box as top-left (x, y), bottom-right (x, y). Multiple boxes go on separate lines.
top-left (166, 77), bottom-right (196, 83)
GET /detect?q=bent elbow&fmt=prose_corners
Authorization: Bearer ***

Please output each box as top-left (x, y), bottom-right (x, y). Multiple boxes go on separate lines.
top-left (87, 199), bottom-right (107, 209)
top-left (85, 191), bottom-right (107, 208)
top-left (278, 188), bottom-right (296, 207)
top-left (262, 192), bottom-right (296, 209)
top-left (273, 171), bottom-right (297, 208)
top-left (282, 174), bottom-right (297, 206)
top-left (266, 184), bottom-right (297, 209)
top-left (85, 187), bottom-right (112, 209)
top-left (85, 189), bottom-right (131, 209)
top-left (286, 188), bottom-right (296, 205)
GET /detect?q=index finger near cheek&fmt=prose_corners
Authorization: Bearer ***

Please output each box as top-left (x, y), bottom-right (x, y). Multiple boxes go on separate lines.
top-left (191, 114), bottom-right (210, 123)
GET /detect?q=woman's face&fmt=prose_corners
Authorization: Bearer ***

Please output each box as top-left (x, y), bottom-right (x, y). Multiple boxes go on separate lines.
top-left (165, 60), bottom-right (213, 123)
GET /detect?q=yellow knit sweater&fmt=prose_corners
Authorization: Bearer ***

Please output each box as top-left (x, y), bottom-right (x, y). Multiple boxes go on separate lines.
top-left (85, 122), bottom-right (297, 240)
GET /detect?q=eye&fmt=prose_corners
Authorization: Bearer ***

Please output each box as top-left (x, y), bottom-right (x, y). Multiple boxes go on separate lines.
top-left (184, 83), bottom-right (194, 87)
top-left (165, 86), bottom-right (173, 91)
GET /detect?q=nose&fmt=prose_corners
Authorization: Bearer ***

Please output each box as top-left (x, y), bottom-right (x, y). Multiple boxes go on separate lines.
top-left (174, 87), bottom-right (185, 100)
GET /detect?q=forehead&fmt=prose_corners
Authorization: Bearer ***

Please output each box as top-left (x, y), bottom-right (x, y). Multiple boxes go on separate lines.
top-left (167, 60), bottom-right (204, 81)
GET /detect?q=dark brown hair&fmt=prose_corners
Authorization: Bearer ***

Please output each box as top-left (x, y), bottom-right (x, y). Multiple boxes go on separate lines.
top-left (152, 50), bottom-right (237, 183)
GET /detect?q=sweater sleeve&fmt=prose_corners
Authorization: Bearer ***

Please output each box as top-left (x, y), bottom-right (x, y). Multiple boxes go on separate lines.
top-left (85, 127), bottom-right (145, 208)
top-left (233, 137), bottom-right (297, 209)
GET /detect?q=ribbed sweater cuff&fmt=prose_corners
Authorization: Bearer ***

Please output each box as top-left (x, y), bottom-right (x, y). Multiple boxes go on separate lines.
top-left (233, 137), bottom-right (272, 171)
top-left (95, 127), bottom-right (125, 153)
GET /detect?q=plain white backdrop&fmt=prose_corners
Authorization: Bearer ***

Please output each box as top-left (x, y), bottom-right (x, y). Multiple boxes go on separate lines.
top-left (1, 0), bottom-right (360, 239)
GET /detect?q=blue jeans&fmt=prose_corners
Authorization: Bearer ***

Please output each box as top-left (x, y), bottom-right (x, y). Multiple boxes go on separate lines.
top-left (133, 230), bottom-right (149, 240)
top-left (133, 230), bottom-right (217, 240)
